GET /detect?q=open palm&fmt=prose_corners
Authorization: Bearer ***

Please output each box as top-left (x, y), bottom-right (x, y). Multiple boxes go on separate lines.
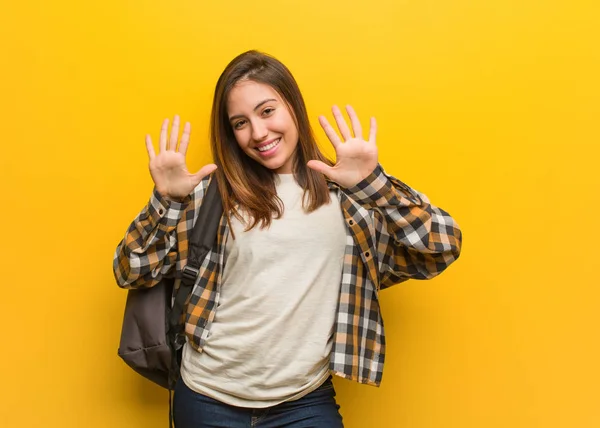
top-left (145, 115), bottom-right (217, 200)
top-left (307, 105), bottom-right (378, 188)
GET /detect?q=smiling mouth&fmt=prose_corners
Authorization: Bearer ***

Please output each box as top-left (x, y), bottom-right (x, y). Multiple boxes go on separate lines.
top-left (256, 138), bottom-right (281, 152)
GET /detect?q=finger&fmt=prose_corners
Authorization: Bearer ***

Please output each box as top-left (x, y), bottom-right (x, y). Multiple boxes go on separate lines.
top-left (178, 122), bottom-right (192, 154)
top-left (318, 116), bottom-right (342, 148)
top-left (168, 115), bottom-right (180, 150)
top-left (159, 118), bottom-right (169, 152)
top-left (307, 160), bottom-right (334, 179)
top-left (145, 135), bottom-right (156, 160)
top-left (369, 117), bottom-right (377, 144)
top-left (191, 163), bottom-right (218, 183)
top-left (332, 105), bottom-right (352, 141)
top-left (346, 105), bottom-right (363, 140)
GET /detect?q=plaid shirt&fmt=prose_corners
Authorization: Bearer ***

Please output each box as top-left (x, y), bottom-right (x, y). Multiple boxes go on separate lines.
top-left (113, 164), bottom-right (462, 386)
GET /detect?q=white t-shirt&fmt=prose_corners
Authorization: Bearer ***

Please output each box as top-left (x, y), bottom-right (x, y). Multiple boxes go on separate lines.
top-left (181, 173), bottom-right (347, 407)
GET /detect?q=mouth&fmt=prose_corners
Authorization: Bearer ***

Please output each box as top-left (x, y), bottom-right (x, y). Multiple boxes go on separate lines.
top-left (255, 138), bottom-right (281, 154)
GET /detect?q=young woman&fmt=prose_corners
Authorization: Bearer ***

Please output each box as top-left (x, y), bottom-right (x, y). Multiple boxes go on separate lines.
top-left (114, 50), bottom-right (462, 427)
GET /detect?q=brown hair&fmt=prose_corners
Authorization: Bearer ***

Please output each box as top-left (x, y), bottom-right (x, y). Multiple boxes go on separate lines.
top-left (210, 50), bottom-right (334, 232)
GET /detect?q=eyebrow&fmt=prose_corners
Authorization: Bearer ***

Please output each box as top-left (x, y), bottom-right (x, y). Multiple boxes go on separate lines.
top-left (228, 98), bottom-right (278, 121)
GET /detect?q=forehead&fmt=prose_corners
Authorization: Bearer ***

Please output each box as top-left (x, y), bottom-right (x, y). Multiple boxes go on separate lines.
top-left (227, 80), bottom-right (282, 113)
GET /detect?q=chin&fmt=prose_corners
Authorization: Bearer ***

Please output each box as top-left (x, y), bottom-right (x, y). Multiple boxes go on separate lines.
top-left (265, 161), bottom-right (286, 171)
top-left (253, 157), bottom-right (285, 171)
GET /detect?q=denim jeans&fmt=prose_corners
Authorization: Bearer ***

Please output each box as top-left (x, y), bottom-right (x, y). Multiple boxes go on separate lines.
top-left (173, 376), bottom-right (344, 428)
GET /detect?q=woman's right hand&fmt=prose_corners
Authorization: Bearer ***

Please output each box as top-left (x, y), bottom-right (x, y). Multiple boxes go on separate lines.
top-left (145, 115), bottom-right (217, 201)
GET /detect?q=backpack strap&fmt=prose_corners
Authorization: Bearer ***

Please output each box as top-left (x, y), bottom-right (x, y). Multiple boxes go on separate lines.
top-left (167, 175), bottom-right (223, 382)
top-left (171, 176), bottom-right (223, 328)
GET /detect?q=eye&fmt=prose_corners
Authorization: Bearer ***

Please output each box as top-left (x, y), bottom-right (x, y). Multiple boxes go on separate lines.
top-left (262, 107), bottom-right (275, 116)
top-left (233, 119), bottom-right (247, 130)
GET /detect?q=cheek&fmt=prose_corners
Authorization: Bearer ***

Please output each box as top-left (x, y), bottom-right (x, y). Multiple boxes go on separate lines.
top-left (286, 121), bottom-right (299, 144)
top-left (233, 129), bottom-right (250, 150)
top-left (278, 113), bottom-right (298, 138)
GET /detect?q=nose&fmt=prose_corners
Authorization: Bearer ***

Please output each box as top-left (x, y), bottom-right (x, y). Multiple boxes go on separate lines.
top-left (251, 120), bottom-right (269, 142)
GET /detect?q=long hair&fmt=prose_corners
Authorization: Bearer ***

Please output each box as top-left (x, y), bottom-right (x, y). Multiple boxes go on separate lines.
top-left (210, 50), bottom-right (334, 232)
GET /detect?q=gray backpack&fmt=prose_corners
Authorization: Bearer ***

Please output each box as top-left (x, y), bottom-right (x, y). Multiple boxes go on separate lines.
top-left (117, 177), bottom-right (223, 392)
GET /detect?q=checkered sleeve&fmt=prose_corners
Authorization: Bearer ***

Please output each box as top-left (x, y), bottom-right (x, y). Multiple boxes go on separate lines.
top-left (345, 164), bottom-right (462, 289)
top-left (112, 179), bottom-right (208, 289)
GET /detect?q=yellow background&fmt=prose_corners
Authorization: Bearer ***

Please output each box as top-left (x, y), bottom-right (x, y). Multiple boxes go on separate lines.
top-left (1, 0), bottom-right (599, 427)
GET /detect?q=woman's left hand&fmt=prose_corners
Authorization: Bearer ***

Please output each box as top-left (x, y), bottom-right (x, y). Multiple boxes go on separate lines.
top-left (307, 105), bottom-right (379, 188)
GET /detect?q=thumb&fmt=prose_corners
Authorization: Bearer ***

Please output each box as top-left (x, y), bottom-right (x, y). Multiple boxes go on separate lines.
top-left (191, 163), bottom-right (218, 185)
top-left (307, 160), bottom-right (334, 179)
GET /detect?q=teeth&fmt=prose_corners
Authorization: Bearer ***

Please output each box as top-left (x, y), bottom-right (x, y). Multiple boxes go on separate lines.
top-left (257, 139), bottom-right (280, 152)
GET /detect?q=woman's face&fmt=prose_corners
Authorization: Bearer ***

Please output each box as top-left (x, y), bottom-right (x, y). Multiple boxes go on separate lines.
top-left (227, 80), bottom-right (299, 174)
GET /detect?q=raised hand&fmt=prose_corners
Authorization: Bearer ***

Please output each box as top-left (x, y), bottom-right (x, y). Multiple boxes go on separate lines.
top-left (307, 105), bottom-right (378, 188)
top-left (145, 115), bottom-right (217, 201)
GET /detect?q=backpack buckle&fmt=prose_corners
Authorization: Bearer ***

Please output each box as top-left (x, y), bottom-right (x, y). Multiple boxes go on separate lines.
top-left (181, 265), bottom-right (199, 283)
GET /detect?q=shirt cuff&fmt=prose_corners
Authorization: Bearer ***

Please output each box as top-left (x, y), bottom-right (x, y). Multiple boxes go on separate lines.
top-left (344, 164), bottom-right (422, 208)
top-left (148, 188), bottom-right (192, 228)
